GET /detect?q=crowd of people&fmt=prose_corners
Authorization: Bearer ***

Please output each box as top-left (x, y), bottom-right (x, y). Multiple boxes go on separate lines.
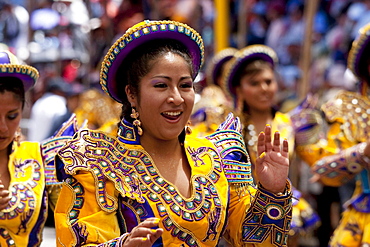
top-left (1, 0), bottom-right (370, 247)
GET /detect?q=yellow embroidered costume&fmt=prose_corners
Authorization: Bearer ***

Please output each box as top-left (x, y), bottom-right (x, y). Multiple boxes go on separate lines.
top-left (294, 23), bottom-right (370, 246)
top-left (54, 20), bottom-right (293, 247)
top-left (0, 118), bottom-right (76, 247)
top-left (55, 114), bottom-right (292, 247)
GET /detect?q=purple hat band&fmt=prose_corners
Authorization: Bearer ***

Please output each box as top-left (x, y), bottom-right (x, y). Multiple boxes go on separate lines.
top-left (0, 50), bottom-right (39, 91)
top-left (100, 20), bottom-right (204, 103)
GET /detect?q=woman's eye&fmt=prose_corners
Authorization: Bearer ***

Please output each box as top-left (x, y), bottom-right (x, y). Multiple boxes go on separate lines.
top-left (180, 82), bottom-right (193, 88)
top-left (154, 83), bottom-right (167, 88)
top-left (8, 113), bottom-right (19, 120)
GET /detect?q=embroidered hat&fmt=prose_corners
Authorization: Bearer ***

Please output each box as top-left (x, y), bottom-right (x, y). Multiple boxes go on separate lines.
top-left (224, 44), bottom-right (278, 100)
top-left (100, 20), bottom-right (204, 103)
top-left (206, 47), bottom-right (238, 86)
top-left (348, 22), bottom-right (370, 80)
top-left (0, 50), bottom-right (39, 91)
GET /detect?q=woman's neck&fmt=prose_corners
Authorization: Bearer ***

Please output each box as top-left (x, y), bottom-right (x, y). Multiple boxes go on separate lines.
top-left (140, 136), bottom-right (183, 159)
top-left (246, 108), bottom-right (273, 133)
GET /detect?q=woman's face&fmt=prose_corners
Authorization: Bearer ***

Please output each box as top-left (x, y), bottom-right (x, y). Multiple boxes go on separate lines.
top-left (237, 67), bottom-right (277, 112)
top-left (0, 91), bottom-right (22, 152)
top-left (127, 52), bottom-right (195, 142)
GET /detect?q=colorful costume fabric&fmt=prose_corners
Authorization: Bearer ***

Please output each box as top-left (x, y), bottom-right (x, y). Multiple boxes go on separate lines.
top-left (55, 115), bottom-right (292, 247)
top-left (296, 90), bottom-right (370, 246)
top-left (0, 116), bottom-right (78, 247)
top-left (242, 111), bottom-right (320, 237)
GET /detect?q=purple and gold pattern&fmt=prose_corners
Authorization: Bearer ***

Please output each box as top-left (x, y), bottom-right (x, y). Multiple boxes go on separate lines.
top-left (0, 143), bottom-right (45, 247)
top-left (242, 183), bottom-right (292, 246)
top-left (56, 116), bottom-right (292, 247)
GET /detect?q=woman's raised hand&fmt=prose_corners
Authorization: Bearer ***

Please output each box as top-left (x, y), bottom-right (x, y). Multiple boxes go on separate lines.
top-left (255, 125), bottom-right (289, 194)
top-left (123, 217), bottom-right (163, 247)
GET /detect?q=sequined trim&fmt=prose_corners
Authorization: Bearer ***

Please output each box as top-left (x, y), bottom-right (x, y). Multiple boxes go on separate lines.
top-left (242, 182), bottom-right (292, 247)
top-left (322, 91), bottom-right (370, 143)
top-left (42, 114), bottom-right (79, 185)
top-left (206, 130), bottom-right (253, 186)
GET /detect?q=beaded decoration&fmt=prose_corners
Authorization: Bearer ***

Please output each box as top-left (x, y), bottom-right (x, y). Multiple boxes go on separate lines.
top-left (100, 20), bottom-right (204, 103)
top-left (0, 51), bottom-right (39, 91)
top-left (322, 90), bottom-right (370, 143)
top-left (242, 182), bottom-right (292, 246)
top-left (42, 114), bottom-right (80, 185)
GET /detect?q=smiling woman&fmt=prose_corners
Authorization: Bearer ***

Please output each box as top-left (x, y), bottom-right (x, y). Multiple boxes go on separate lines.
top-left (55, 20), bottom-right (293, 247)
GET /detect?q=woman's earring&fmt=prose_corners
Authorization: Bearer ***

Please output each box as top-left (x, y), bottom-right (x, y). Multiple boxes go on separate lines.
top-left (14, 127), bottom-right (21, 146)
top-left (130, 108), bottom-right (143, 136)
top-left (185, 121), bottom-right (192, 135)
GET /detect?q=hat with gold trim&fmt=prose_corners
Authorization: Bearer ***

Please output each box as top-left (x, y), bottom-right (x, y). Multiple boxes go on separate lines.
top-left (348, 22), bottom-right (370, 80)
top-left (224, 44), bottom-right (278, 100)
top-left (207, 47), bottom-right (238, 86)
top-left (0, 50), bottom-right (39, 91)
top-left (100, 20), bottom-right (204, 103)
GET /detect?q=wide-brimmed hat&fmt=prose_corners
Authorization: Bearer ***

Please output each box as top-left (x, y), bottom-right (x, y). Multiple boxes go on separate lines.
top-left (224, 44), bottom-right (277, 99)
top-left (348, 22), bottom-right (370, 80)
top-left (207, 47), bottom-right (238, 86)
top-left (100, 20), bottom-right (204, 103)
top-left (0, 50), bottom-right (39, 91)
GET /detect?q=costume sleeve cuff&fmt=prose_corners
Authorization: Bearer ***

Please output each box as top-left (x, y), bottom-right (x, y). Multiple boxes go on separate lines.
top-left (241, 180), bottom-right (292, 246)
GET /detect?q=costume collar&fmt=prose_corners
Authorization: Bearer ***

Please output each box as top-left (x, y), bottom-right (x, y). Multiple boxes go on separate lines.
top-left (116, 118), bottom-right (186, 145)
top-left (117, 118), bottom-right (141, 145)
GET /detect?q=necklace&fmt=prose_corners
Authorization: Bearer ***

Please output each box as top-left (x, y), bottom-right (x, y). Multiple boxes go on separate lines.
top-left (245, 123), bottom-right (258, 148)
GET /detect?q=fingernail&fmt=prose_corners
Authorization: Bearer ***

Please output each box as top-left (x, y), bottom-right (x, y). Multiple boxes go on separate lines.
top-left (151, 229), bottom-right (157, 233)
top-left (153, 218), bottom-right (160, 224)
top-left (142, 237), bottom-right (148, 241)
top-left (260, 131), bottom-right (264, 135)
top-left (266, 124), bottom-right (270, 127)
top-left (259, 152), bottom-right (266, 159)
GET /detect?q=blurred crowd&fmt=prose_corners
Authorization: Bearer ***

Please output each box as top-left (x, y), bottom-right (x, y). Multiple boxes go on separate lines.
top-left (1, 0), bottom-right (370, 246)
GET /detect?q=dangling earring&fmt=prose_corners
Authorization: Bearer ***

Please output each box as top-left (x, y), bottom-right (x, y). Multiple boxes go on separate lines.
top-left (14, 127), bottom-right (21, 147)
top-left (130, 107), bottom-right (143, 136)
top-left (185, 121), bottom-right (192, 135)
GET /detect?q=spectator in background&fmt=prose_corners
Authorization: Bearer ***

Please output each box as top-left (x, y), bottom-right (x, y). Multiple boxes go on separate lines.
top-left (0, 0), bottom-right (20, 50)
top-left (48, 82), bottom-right (85, 137)
top-left (28, 76), bottom-right (69, 142)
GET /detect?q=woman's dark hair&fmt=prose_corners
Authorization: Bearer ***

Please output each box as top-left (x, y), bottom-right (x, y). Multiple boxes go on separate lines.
top-left (358, 43), bottom-right (370, 84)
top-left (0, 77), bottom-right (25, 108)
top-left (116, 39), bottom-right (194, 122)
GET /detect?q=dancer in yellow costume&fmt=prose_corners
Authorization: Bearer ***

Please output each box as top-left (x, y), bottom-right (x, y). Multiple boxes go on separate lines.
top-left (224, 45), bottom-right (320, 246)
top-left (54, 20), bottom-right (293, 247)
top-left (0, 50), bottom-right (78, 246)
top-left (294, 22), bottom-right (370, 246)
